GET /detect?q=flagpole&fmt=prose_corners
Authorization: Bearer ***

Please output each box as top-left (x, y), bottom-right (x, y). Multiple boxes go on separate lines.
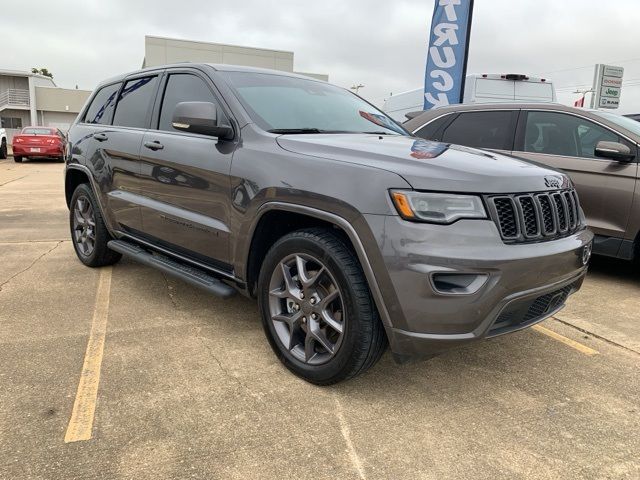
top-left (458, 0), bottom-right (475, 104)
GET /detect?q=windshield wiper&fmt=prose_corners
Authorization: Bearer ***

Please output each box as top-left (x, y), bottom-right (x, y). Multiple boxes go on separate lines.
top-left (361, 131), bottom-right (402, 136)
top-left (267, 128), bottom-right (325, 134)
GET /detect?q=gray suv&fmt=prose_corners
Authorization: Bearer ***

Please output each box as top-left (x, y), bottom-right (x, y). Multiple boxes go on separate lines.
top-left (64, 64), bottom-right (593, 384)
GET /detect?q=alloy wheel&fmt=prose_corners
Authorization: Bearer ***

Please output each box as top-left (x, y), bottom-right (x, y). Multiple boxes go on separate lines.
top-left (268, 253), bottom-right (345, 365)
top-left (72, 195), bottom-right (96, 256)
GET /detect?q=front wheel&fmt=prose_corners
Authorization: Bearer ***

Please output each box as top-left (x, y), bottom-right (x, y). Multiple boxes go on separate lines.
top-left (69, 183), bottom-right (121, 267)
top-left (258, 228), bottom-right (387, 384)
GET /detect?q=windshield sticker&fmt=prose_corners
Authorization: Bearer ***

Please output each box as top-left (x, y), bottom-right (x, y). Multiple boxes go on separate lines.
top-left (359, 111), bottom-right (406, 135)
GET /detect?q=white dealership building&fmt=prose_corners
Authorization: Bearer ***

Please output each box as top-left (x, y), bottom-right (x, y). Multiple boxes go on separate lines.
top-left (142, 35), bottom-right (328, 81)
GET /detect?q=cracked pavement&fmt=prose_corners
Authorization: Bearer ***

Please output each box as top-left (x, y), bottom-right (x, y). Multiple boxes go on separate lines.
top-left (0, 159), bottom-right (638, 479)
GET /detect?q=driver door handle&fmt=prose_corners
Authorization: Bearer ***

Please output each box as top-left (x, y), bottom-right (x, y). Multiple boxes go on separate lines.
top-left (144, 140), bottom-right (164, 151)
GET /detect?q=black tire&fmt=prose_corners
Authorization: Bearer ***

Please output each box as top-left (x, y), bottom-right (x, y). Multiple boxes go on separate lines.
top-left (0, 140), bottom-right (6, 159)
top-left (69, 183), bottom-right (122, 267)
top-left (14, 156), bottom-right (22, 163)
top-left (258, 228), bottom-right (387, 385)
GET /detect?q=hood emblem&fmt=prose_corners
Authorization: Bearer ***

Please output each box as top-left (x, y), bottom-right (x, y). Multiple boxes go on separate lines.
top-left (544, 176), bottom-right (563, 189)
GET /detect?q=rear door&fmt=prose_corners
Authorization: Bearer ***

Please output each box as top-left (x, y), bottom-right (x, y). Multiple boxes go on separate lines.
top-left (90, 74), bottom-right (160, 234)
top-left (137, 69), bottom-right (236, 269)
top-left (513, 110), bottom-right (638, 247)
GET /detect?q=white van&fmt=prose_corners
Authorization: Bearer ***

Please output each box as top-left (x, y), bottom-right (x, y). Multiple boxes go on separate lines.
top-left (383, 74), bottom-right (557, 122)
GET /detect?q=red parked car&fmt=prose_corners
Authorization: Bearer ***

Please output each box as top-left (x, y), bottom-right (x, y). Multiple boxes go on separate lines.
top-left (12, 127), bottom-right (66, 163)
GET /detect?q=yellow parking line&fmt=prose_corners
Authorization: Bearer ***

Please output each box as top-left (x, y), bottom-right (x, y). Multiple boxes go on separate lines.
top-left (64, 266), bottom-right (112, 443)
top-left (533, 324), bottom-right (599, 356)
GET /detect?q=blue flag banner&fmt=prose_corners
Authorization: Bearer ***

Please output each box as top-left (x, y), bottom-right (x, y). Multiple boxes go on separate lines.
top-left (423, 0), bottom-right (474, 110)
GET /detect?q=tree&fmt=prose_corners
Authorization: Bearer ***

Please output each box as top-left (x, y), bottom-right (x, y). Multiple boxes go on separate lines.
top-left (31, 68), bottom-right (53, 79)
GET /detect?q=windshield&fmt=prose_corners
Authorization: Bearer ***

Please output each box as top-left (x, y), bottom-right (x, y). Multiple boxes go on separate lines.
top-left (22, 127), bottom-right (55, 135)
top-left (221, 72), bottom-right (408, 135)
top-left (591, 111), bottom-right (640, 137)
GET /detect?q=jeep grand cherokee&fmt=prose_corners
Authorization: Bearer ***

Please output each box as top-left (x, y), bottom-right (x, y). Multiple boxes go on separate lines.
top-left (64, 64), bottom-right (593, 384)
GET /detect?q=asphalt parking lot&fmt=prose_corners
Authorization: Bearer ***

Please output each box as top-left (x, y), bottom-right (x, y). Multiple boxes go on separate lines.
top-left (0, 158), bottom-right (638, 480)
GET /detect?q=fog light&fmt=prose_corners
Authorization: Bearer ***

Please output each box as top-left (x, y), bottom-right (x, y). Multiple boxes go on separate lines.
top-left (431, 273), bottom-right (488, 295)
top-left (581, 243), bottom-right (593, 266)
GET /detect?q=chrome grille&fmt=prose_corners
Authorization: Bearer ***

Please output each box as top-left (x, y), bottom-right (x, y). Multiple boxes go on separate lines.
top-left (487, 189), bottom-right (583, 243)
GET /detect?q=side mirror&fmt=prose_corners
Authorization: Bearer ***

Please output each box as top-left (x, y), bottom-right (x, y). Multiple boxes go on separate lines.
top-left (594, 141), bottom-right (635, 162)
top-left (172, 101), bottom-right (233, 139)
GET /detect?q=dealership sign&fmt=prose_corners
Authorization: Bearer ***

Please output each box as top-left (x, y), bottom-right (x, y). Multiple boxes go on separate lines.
top-left (592, 64), bottom-right (624, 109)
top-left (423, 0), bottom-right (474, 110)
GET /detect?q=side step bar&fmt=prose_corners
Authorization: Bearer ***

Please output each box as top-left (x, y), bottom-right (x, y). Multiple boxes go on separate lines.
top-left (107, 239), bottom-right (236, 298)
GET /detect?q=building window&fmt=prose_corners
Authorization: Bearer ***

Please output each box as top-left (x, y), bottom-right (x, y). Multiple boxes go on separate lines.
top-left (0, 117), bottom-right (23, 129)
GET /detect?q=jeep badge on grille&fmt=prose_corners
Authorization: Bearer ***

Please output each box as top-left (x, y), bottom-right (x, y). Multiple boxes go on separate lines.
top-left (544, 176), bottom-right (563, 189)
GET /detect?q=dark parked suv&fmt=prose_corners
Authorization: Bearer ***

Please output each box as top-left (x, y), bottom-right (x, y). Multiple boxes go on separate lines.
top-left (64, 64), bottom-right (593, 384)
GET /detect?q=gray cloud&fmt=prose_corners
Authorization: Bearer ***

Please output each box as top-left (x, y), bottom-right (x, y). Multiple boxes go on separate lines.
top-left (2, 0), bottom-right (639, 112)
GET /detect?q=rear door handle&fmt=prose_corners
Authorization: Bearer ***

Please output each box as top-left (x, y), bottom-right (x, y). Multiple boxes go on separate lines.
top-left (144, 141), bottom-right (164, 151)
top-left (94, 133), bottom-right (108, 142)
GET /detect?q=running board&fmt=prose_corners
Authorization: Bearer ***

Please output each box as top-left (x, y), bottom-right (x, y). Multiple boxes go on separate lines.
top-left (107, 239), bottom-right (236, 298)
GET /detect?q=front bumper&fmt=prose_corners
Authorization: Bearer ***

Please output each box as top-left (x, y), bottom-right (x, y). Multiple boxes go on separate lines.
top-left (366, 215), bottom-right (593, 356)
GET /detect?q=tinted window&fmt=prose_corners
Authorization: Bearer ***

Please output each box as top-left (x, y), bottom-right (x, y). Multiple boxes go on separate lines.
top-left (84, 83), bottom-right (120, 125)
top-left (1, 117), bottom-right (23, 129)
top-left (414, 115), bottom-right (453, 141)
top-left (442, 111), bottom-right (514, 150)
top-left (524, 111), bottom-right (619, 159)
top-left (158, 74), bottom-right (222, 132)
top-left (112, 76), bottom-right (158, 129)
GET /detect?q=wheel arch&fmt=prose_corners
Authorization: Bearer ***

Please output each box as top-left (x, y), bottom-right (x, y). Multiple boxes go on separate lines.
top-left (243, 203), bottom-right (394, 329)
top-left (64, 167), bottom-right (91, 208)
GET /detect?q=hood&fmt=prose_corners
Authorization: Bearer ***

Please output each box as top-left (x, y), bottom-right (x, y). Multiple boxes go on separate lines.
top-left (276, 134), bottom-right (572, 194)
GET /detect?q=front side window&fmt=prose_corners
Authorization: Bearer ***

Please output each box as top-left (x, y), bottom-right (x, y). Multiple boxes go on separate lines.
top-left (158, 74), bottom-right (224, 132)
top-left (84, 83), bottom-right (120, 125)
top-left (112, 76), bottom-right (158, 129)
top-left (441, 111), bottom-right (515, 150)
top-left (524, 111), bottom-right (619, 159)
top-left (220, 72), bottom-right (407, 135)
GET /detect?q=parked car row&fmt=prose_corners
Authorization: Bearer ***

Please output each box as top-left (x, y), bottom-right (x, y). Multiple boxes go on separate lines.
top-left (405, 103), bottom-right (640, 264)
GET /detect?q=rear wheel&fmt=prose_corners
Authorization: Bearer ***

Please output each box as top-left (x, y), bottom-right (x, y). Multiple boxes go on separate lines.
top-left (14, 156), bottom-right (22, 163)
top-left (258, 228), bottom-right (387, 384)
top-left (0, 140), bottom-right (6, 159)
top-left (69, 183), bottom-right (121, 267)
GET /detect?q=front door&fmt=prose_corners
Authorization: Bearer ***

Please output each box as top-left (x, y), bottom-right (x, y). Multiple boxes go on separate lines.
top-left (137, 71), bottom-right (235, 269)
top-left (512, 110), bottom-right (638, 248)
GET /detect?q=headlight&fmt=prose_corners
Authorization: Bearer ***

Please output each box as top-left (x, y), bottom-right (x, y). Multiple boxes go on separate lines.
top-left (390, 190), bottom-right (487, 224)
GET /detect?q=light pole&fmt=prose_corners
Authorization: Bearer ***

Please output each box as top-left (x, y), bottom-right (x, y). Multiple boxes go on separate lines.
top-left (350, 84), bottom-right (365, 94)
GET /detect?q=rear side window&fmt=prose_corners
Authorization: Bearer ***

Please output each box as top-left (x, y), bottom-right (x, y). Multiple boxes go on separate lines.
top-left (158, 74), bottom-right (224, 132)
top-left (84, 83), bottom-right (120, 125)
top-left (441, 111), bottom-right (515, 150)
top-left (413, 115), bottom-right (453, 141)
top-left (112, 76), bottom-right (159, 129)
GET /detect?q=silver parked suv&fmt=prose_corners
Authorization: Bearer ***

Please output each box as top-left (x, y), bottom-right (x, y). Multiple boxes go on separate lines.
top-left (64, 64), bottom-right (593, 384)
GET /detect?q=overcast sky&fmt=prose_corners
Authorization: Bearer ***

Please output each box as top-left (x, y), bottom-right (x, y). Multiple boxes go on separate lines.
top-left (3, 0), bottom-right (640, 113)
